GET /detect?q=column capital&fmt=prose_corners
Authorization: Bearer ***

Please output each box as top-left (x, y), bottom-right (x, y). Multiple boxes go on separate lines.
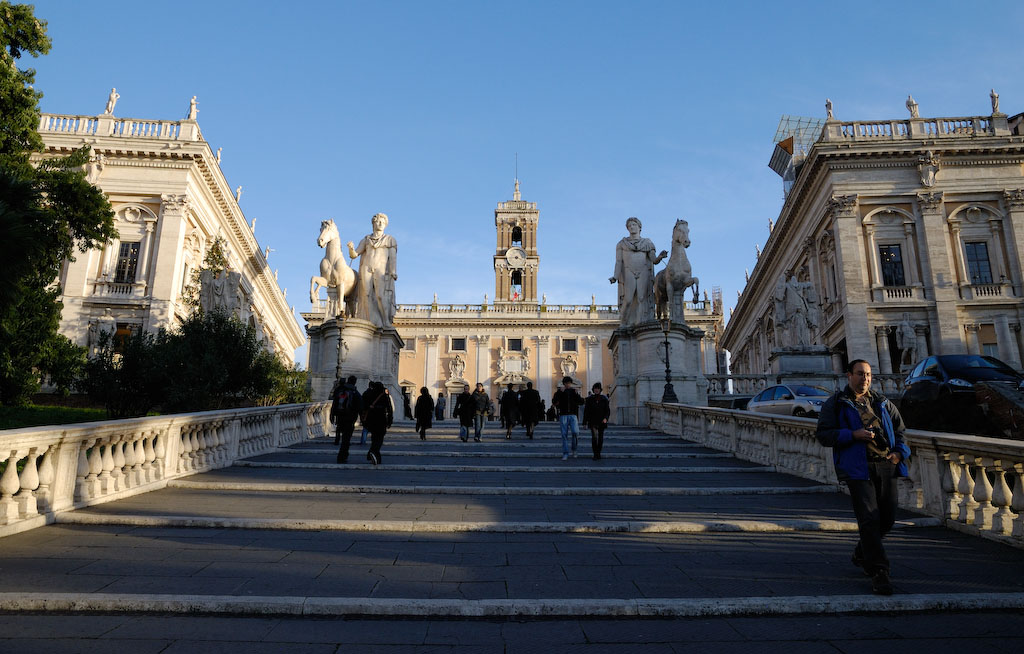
top-left (536, 335), bottom-right (550, 345)
top-left (1002, 189), bottom-right (1024, 210)
top-left (424, 335), bottom-right (438, 344)
top-left (474, 334), bottom-right (490, 342)
top-left (827, 194), bottom-right (858, 218)
top-left (875, 325), bottom-right (891, 337)
top-left (964, 323), bottom-right (980, 333)
top-left (159, 193), bottom-right (190, 216)
top-left (916, 191), bottom-right (944, 212)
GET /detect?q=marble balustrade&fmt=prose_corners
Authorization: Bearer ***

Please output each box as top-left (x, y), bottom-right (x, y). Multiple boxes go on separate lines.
top-left (0, 402), bottom-right (329, 538)
top-left (648, 402), bottom-right (1024, 548)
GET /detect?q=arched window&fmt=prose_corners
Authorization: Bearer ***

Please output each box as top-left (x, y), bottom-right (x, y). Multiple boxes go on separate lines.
top-left (510, 270), bottom-right (523, 301)
top-left (511, 225), bottom-right (523, 247)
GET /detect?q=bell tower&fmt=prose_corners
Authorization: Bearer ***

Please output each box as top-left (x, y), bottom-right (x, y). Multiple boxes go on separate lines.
top-left (493, 179), bottom-right (539, 303)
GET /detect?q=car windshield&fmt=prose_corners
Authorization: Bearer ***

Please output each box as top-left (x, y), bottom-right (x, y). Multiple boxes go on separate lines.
top-left (940, 355), bottom-right (1022, 381)
top-left (793, 386), bottom-right (829, 397)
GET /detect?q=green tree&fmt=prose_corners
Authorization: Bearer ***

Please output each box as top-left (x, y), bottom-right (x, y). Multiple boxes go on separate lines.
top-left (181, 235), bottom-right (229, 310)
top-left (0, 2), bottom-right (116, 405)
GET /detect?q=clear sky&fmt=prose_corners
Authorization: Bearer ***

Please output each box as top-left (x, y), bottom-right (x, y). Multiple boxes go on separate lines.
top-left (24, 0), bottom-right (1024, 363)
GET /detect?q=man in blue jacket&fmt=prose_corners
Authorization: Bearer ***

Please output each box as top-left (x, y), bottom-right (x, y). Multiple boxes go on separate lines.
top-left (816, 359), bottom-right (911, 596)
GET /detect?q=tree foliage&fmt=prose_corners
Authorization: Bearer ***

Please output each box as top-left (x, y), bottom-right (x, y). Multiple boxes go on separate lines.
top-left (81, 310), bottom-right (308, 417)
top-left (0, 2), bottom-right (115, 405)
top-left (181, 235), bottom-right (229, 310)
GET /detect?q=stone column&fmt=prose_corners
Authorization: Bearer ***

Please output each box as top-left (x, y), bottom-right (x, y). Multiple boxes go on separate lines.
top-left (137, 222), bottom-right (155, 292)
top-left (915, 325), bottom-right (930, 359)
top-left (949, 222), bottom-right (970, 287)
top-left (988, 219), bottom-right (1008, 283)
top-left (474, 334), bottom-right (490, 386)
top-left (148, 194), bottom-right (190, 326)
top-left (902, 223), bottom-right (919, 285)
top-left (424, 336), bottom-right (438, 391)
top-left (964, 324), bottom-right (981, 355)
top-left (995, 315), bottom-right (1021, 368)
top-left (830, 195), bottom-right (875, 368)
top-left (586, 335), bottom-right (604, 387)
top-left (916, 192), bottom-right (964, 354)
top-left (1001, 190), bottom-right (1024, 296)
top-left (865, 224), bottom-right (882, 292)
top-left (875, 326), bottom-right (893, 375)
top-left (537, 335), bottom-right (552, 402)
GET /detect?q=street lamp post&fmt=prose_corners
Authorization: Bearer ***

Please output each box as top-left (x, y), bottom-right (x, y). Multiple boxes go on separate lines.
top-left (661, 317), bottom-right (678, 404)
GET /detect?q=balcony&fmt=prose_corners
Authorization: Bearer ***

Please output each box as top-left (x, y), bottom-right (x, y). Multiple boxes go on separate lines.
top-left (91, 279), bottom-right (147, 300)
top-left (872, 285), bottom-right (925, 303)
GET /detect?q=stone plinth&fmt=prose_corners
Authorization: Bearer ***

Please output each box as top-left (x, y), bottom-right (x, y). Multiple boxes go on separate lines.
top-left (305, 313), bottom-right (404, 401)
top-left (768, 346), bottom-right (836, 388)
top-left (609, 320), bottom-right (707, 425)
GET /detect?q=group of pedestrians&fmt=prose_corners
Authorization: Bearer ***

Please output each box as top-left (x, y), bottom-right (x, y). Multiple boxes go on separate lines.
top-left (328, 375), bottom-right (393, 465)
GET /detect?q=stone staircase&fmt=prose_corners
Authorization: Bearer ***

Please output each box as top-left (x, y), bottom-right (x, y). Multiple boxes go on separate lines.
top-left (2, 419), bottom-right (1024, 650)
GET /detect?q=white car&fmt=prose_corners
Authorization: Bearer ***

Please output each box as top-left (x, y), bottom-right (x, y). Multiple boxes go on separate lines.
top-left (747, 384), bottom-right (830, 418)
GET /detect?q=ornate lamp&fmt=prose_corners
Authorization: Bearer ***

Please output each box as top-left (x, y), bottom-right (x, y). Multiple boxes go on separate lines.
top-left (660, 316), bottom-right (679, 404)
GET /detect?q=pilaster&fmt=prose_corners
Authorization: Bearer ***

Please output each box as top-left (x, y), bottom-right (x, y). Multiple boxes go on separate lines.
top-left (1002, 190), bottom-right (1024, 296)
top-left (830, 194), bottom-right (874, 367)
top-left (916, 192), bottom-right (965, 354)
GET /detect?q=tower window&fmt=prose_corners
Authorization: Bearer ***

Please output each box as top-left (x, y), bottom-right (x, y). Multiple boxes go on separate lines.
top-left (450, 337), bottom-right (467, 351)
top-left (561, 338), bottom-right (577, 352)
top-left (511, 226), bottom-right (523, 247)
top-left (508, 338), bottom-right (523, 352)
top-left (965, 242), bottom-right (993, 284)
top-left (510, 270), bottom-right (523, 301)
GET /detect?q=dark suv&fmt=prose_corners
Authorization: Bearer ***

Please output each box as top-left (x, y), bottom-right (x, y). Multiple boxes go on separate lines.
top-left (900, 355), bottom-right (1024, 433)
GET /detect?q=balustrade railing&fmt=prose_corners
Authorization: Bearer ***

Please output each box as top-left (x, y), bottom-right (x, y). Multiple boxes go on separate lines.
top-left (0, 402), bottom-right (328, 538)
top-left (824, 115), bottom-right (1003, 143)
top-left (38, 113), bottom-right (200, 141)
top-left (705, 374), bottom-right (907, 397)
top-left (648, 402), bottom-right (1024, 548)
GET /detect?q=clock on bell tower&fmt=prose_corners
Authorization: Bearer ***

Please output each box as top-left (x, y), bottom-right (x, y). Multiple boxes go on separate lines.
top-left (493, 179), bottom-right (540, 303)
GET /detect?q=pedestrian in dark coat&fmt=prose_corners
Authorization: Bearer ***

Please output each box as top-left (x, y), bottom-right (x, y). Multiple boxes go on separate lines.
top-left (500, 383), bottom-right (520, 439)
top-left (414, 387), bottom-right (434, 440)
top-left (330, 375), bottom-right (363, 464)
top-left (435, 394), bottom-right (446, 421)
top-left (452, 383), bottom-right (474, 442)
top-left (518, 381), bottom-right (541, 439)
top-left (583, 382), bottom-right (611, 460)
top-left (362, 381), bottom-right (393, 465)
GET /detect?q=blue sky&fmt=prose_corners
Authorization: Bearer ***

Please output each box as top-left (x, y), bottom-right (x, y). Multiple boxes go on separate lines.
top-left (25, 0), bottom-right (1024, 361)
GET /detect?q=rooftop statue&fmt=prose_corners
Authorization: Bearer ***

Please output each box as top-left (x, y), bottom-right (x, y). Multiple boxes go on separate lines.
top-left (609, 217), bottom-right (667, 327)
top-left (348, 213), bottom-right (398, 328)
top-left (906, 94), bottom-right (920, 118)
top-left (103, 88), bottom-right (119, 115)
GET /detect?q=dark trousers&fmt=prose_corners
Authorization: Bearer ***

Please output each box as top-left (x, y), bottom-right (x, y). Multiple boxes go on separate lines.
top-left (525, 421), bottom-right (536, 439)
top-left (846, 461), bottom-right (898, 574)
top-left (590, 425), bottom-right (606, 457)
top-left (368, 428), bottom-right (386, 461)
top-left (336, 418), bottom-right (356, 461)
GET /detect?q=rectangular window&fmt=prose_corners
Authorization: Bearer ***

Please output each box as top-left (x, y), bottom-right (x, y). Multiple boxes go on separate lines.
top-left (561, 338), bottom-right (577, 352)
top-left (450, 337), bottom-right (466, 351)
top-left (403, 338), bottom-right (416, 352)
top-left (965, 242), bottom-right (993, 284)
top-left (507, 338), bottom-right (523, 352)
top-left (114, 242), bottom-right (140, 283)
top-left (878, 244), bottom-right (905, 286)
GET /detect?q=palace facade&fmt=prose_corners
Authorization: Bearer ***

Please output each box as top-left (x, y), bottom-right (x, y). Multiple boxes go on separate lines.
top-left (37, 107), bottom-right (304, 363)
top-left (391, 182), bottom-right (725, 414)
top-left (723, 97), bottom-right (1024, 377)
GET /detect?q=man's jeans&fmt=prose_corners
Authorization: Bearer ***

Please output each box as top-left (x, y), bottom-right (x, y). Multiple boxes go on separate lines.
top-left (559, 414), bottom-right (579, 455)
top-left (473, 414), bottom-right (485, 439)
top-left (847, 460), bottom-right (898, 574)
top-left (459, 424), bottom-right (469, 440)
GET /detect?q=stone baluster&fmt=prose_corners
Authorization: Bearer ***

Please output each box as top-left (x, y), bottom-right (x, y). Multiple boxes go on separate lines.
top-left (1011, 463), bottom-right (1024, 539)
top-left (956, 454), bottom-right (978, 523)
top-left (971, 457), bottom-right (996, 529)
top-left (152, 432), bottom-right (166, 479)
top-left (98, 440), bottom-right (115, 494)
top-left (989, 460), bottom-right (1016, 535)
top-left (941, 453), bottom-right (963, 520)
top-left (14, 448), bottom-right (40, 517)
top-left (35, 446), bottom-right (55, 513)
top-left (85, 440), bottom-right (103, 498)
top-left (110, 438), bottom-right (126, 491)
top-left (121, 435), bottom-right (137, 487)
top-left (131, 436), bottom-right (145, 485)
top-left (1, 450), bottom-right (22, 523)
top-left (178, 427), bottom-right (193, 473)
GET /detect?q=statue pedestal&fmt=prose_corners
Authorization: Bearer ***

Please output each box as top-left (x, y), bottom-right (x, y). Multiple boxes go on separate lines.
top-left (768, 346), bottom-right (835, 389)
top-left (608, 320), bottom-right (708, 425)
top-left (305, 313), bottom-right (404, 401)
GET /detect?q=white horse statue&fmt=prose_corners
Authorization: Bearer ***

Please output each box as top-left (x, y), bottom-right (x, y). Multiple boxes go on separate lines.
top-left (654, 219), bottom-right (699, 321)
top-left (310, 218), bottom-right (357, 318)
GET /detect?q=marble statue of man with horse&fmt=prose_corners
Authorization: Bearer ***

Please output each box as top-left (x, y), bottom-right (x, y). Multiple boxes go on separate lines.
top-left (310, 218), bottom-right (358, 320)
top-left (654, 218), bottom-right (699, 322)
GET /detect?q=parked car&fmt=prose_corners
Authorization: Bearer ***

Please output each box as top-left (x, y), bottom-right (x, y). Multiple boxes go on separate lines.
top-left (746, 384), bottom-right (830, 417)
top-left (900, 354), bottom-right (1024, 433)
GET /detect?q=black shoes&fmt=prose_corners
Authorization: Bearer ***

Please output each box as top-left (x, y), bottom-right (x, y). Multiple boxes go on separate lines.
top-left (871, 570), bottom-right (893, 595)
top-left (367, 451), bottom-right (380, 465)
